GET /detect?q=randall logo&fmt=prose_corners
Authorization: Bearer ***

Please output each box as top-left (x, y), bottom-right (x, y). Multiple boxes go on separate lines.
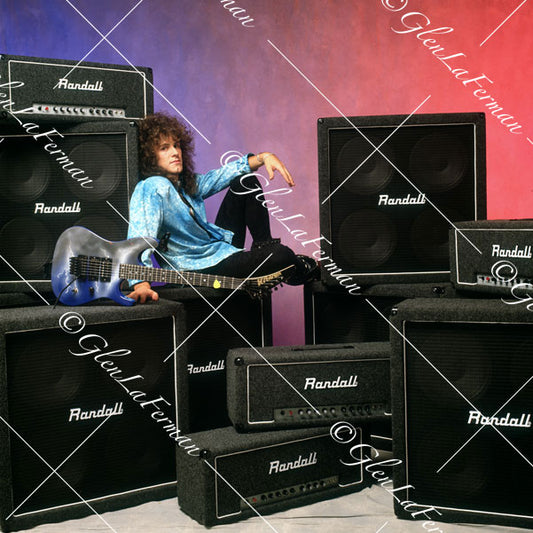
top-left (304, 375), bottom-right (358, 390)
top-left (187, 359), bottom-right (225, 374)
top-left (69, 402), bottom-right (124, 422)
top-left (34, 201), bottom-right (81, 214)
top-left (55, 78), bottom-right (104, 92)
top-left (491, 244), bottom-right (532, 259)
top-left (467, 410), bottom-right (532, 428)
top-left (269, 451), bottom-right (317, 474)
top-left (378, 193), bottom-right (426, 206)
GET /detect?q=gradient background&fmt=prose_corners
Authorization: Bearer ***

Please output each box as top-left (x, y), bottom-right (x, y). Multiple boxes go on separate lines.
top-left (2, 0), bottom-right (532, 344)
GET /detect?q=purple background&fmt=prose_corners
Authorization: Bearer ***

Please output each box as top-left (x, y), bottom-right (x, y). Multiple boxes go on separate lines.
top-left (2, 0), bottom-right (533, 345)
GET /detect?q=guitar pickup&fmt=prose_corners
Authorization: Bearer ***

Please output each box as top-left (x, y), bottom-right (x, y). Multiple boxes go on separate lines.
top-left (69, 255), bottom-right (112, 282)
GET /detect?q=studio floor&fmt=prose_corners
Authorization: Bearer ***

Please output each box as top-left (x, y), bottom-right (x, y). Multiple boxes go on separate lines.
top-left (17, 484), bottom-right (529, 533)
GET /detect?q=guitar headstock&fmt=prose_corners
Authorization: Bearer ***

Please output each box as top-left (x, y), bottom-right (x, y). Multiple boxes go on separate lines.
top-left (244, 265), bottom-right (296, 298)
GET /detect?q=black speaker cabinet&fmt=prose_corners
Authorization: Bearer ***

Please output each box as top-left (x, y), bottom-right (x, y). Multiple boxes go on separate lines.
top-left (175, 425), bottom-right (370, 527)
top-left (156, 286), bottom-right (272, 434)
top-left (390, 298), bottom-right (533, 529)
top-left (0, 301), bottom-right (184, 532)
top-left (227, 343), bottom-right (390, 431)
top-left (0, 54), bottom-right (153, 121)
top-left (0, 119), bottom-right (138, 292)
top-left (317, 112), bottom-right (486, 285)
top-left (451, 219), bottom-right (533, 296)
top-left (304, 280), bottom-right (455, 345)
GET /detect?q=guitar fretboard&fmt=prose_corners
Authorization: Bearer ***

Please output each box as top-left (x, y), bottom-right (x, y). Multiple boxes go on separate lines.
top-left (119, 264), bottom-right (247, 290)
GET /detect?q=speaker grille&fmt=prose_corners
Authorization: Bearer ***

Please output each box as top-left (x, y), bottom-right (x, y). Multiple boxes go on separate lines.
top-left (402, 320), bottom-right (533, 515)
top-left (6, 316), bottom-right (176, 516)
top-left (318, 113), bottom-right (486, 284)
top-left (0, 121), bottom-right (136, 283)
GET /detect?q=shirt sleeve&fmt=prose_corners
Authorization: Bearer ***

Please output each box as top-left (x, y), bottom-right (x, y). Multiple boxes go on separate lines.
top-left (127, 178), bottom-right (168, 287)
top-left (195, 153), bottom-right (252, 199)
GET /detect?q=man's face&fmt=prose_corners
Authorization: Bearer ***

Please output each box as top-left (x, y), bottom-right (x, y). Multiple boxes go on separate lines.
top-left (155, 135), bottom-right (183, 177)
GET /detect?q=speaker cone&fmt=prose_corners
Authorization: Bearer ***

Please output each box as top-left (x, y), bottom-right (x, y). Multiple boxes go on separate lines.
top-left (337, 209), bottom-right (397, 269)
top-left (409, 132), bottom-right (467, 193)
top-left (0, 217), bottom-right (53, 276)
top-left (0, 141), bottom-right (51, 203)
top-left (64, 141), bottom-right (122, 201)
top-left (335, 136), bottom-right (395, 195)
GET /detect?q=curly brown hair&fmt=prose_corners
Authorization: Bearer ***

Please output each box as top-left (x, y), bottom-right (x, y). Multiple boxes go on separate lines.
top-left (137, 112), bottom-right (197, 195)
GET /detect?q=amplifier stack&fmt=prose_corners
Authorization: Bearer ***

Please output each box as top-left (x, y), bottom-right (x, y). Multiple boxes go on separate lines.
top-left (0, 54), bottom-right (153, 295)
top-left (173, 340), bottom-right (389, 526)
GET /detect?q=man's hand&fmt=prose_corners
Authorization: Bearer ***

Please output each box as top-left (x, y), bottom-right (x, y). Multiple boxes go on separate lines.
top-left (127, 281), bottom-right (159, 304)
top-left (249, 152), bottom-right (295, 187)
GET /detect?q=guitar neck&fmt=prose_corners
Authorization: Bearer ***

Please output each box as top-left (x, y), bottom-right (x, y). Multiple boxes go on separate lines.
top-left (119, 263), bottom-right (245, 290)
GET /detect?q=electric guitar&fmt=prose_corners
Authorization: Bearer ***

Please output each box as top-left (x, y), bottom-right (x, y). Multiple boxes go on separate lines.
top-left (51, 226), bottom-right (293, 306)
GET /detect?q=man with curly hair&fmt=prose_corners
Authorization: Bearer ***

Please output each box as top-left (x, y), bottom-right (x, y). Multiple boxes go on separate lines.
top-left (127, 112), bottom-right (315, 303)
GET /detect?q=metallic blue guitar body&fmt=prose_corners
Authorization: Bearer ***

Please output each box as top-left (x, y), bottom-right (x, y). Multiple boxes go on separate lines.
top-left (51, 226), bottom-right (157, 306)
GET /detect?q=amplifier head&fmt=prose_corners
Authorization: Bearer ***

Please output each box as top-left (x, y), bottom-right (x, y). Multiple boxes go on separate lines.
top-left (175, 425), bottom-right (370, 527)
top-left (0, 54), bottom-right (153, 121)
top-left (318, 112), bottom-right (486, 285)
top-left (227, 343), bottom-right (390, 431)
top-left (451, 219), bottom-right (533, 296)
top-left (390, 298), bottom-right (533, 529)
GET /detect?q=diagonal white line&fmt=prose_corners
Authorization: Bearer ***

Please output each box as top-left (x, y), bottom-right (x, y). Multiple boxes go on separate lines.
top-left (376, 521), bottom-right (389, 533)
top-left (107, 201), bottom-right (322, 415)
top-left (57, 0), bottom-right (144, 83)
top-left (490, 375), bottom-right (533, 417)
top-left (0, 415), bottom-right (117, 532)
top-left (480, 0), bottom-right (528, 46)
top-left (267, 39), bottom-right (483, 256)
top-left (436, 425), bottom-right (485, 474)
top-left (163, 252), bottom-right (274, 362)
top-left (438, 374), bottom-right (533, 472)
top-left (492, 424), bottom-right (533, 468)
top-left (325, 94), bottom-right (432, 202)
top-left (7, 415), bottom-right (113, 520)
top-left (64, 0), bottom-right (211, 145)
top-left (0, 254), bottom-right (51, 305)
top-left (365, 298), bottom-right (479, 411)
top-left (203, 460), bottom-right (280, 533)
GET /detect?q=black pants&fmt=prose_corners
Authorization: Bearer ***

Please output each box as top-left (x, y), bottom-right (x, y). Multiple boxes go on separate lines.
top-left (197, 175), bottom-right (301, 279)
